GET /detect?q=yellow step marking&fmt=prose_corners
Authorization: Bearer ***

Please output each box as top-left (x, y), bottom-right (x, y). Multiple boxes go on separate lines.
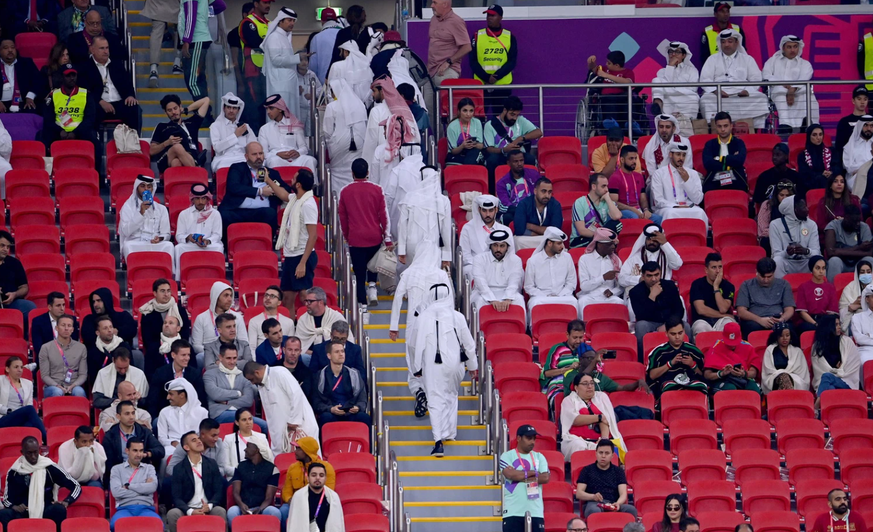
top-left (129, 22), bottom-right (151, 26)
top-left (370, 353), bottom-right (405, 359)
top-left (385, 410), bottom-right (478, 416)
top-left (132, 36), bottom-right (150, 40)
top-left (400, 471), bottom-right (491, 477)
top-left (397, 454), bottom-right (489, 461)
top-left (370, 338), bottom-right (406, 344)
top-left (404, 484), bottom-right (499, 490)
top-left (369, 309), bottom-right (404, 314)
top-left (365, 324), bottom-right (404, 330)
top-left (411, 517), bottom-right (502, 523)
top-left (130, 10), bottom-right (141, 14)
top-left (391, 440), bottom-right (486, 446)
top-left (377, 295), bottom-right (394, 301)
top-left (405, 501), bottom-right (499, 507)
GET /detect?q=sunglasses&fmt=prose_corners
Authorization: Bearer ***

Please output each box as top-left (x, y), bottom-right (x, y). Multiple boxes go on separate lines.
top-left (303, 299), bottom-right (319, 304)
top-left (666, 506), bottom-right (682, 510)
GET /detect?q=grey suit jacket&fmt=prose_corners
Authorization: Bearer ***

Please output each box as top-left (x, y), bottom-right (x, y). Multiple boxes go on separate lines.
top-left (58, 5), bottom-right (116, 41)
top-left (202, 338), bottom-right (253, 373)
top-left (202, 366), bottom-right (256, 418)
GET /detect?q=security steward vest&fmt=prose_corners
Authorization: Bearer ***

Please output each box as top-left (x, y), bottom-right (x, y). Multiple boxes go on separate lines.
top-left (473, 28), bottom-right (512, 85)
top-left (863, 32), bottom-right (873, 90)
top-left (703, 23), bottom-right (741, 58)
top-left (242, 13), bottom-right (268, 69)
top-left (52, 87), bottom-right (88, 132)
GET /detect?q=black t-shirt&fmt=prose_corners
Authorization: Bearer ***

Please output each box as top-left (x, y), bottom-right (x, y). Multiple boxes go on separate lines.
top-left (753, 168), bottom-right (801, 205)
top-left (689, 277), bottom-right (736, 326)
top-left (577, 462), bottom-right (627, 504)
top-left (227, 29), bottom-right (241, 50)
top-left (0, 256), bottom-right (27, 295)
top-left (308, 487), bottom-right (330, 532)
top-left (231, 459), bottom-right (279, 508)
top-left (151, 114), bottom-right (205, 161)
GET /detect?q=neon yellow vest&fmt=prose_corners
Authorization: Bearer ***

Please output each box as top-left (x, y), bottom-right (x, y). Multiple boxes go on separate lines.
top-left (52, 88), bottom-right (88, 132)
top-left (704, 23), bottom-right (741, 58)
top-left (864, 32), bottom-right (873, 90)
top-left (474, 28), bottom-right (512, 85)
top-left (246, 14), bottom-right (268, 69)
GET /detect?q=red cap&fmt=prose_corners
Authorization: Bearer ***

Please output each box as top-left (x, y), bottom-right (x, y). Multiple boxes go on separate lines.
top-left (62, 64), bottom-right (77, 75)
top-left (320, 7), bottom-right (337, 21)
top-left (723, 322), bottom-right (742, 347)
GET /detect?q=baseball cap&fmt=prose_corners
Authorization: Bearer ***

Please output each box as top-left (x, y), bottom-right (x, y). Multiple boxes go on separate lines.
top-left (854, 86), bottom-right (869, 99)
top-left (62, 64), bottom-right (77, 75)
top-left (484, 4), bottom-right (503, 16)
top-left (382, 30), bottom-right (404, 44)
top-left (723, 322), bottom-right (742, 347)
top-left (320, 7), bottom-right (337, 21)
top-left (606, 126), bottom-right (623, 141)
top-left (713, 2), bottom-right (731, 11)
top-left (516, 424), bottom-right (539, 438)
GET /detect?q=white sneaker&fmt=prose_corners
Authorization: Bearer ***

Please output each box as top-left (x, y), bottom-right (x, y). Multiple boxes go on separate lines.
top-left (367, 285), bottom-right (378, 306)
top-left (173, 58), bottom-right (183, 74)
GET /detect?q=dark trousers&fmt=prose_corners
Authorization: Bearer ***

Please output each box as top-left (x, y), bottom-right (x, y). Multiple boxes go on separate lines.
top-left (445, 148), bottom-right (482, 166)
top-left (319, 411), bottom-right (372, 427)
top-left (98, 101), bottom-right (143, 132)
top-left (349, 244), bottom-right (381, 302)
top-left (485, 150), bottom-right (537, 192)
top-left (503, 516), bottom-right (545, 532)
top-left (0, 503), bottom-right (67, 532)
top-left (218, 205), bottom-right (277, 241)
top-left (243, 75), bottom-right (266, 132)
top-left (0, 405), bottom-right (46, 442)
top-left (182, 41), bottom-right (211, 100)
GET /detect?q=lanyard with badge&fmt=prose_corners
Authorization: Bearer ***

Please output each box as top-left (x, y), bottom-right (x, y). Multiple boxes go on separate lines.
top-left (516, 449), bottom-right (540, 500)
top-left (57, 341), bottom-right (74, 384)
top-left (58, 91), bottom-right (75, 130)
top-left (616, 169), bottom-right (639, 206)
top-left (714, 136), bottom-right (734, 186)
top-left (6, 376), bottom-right (22, 405)
top-left (667, 166), bottom-right (687, 206)
top-left (311, 490), bottom-right (326, 532)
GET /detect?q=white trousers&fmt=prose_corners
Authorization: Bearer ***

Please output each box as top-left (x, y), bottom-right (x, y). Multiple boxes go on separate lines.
top-left (422, 359), bottom-right (466, 442)
top-left (266, 154), bottom-right (318, 174)
top-left (701, 92), bottom-right (769, 129)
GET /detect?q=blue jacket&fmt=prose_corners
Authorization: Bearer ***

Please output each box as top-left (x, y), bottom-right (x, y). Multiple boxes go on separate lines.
top-left (309, 341), bottom-right (367, 387)
top-left (513, 196), bottom-right (563, 236)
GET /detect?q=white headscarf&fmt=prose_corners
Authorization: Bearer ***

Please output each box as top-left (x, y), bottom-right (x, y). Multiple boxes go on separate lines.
top-left (411, 282), bottom-right (458, 371)
top-left (765, 35), bottom-right (806, 82)
top-left (471, 194), bottom-right (500, 227)
top-left (336, 40), bottom-right (374, 88)
top-left (535, 226), bottom-right (567, 253)
top-left (657, 114), bottom-right (681, 136)
top-left (401, 241), bottom-right (452, 301)
top-left (387, 49), bottom-right (427, 112)
top-left (716, 28), bottom-right (748, 56)
top-left (664, 41), bottom-right (694, 65)
top-left (164, 377), bottom-right (202, 419)
top-left (619, 223), bottom-right (673, 279)
top-left (265, 7), bottom-right (296, 42)
top-left (121, 175), bottom-right (155, 218)
top-left (843, 115), bottom-right (873, 180)
top-left (399, 165), bottom-right (442, 225)
top-left (218, 92), bottom-right (245, 124)
top-left (328, 78), bottom-right (367, 126)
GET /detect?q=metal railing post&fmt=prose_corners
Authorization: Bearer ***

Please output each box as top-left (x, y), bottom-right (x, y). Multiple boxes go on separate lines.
top-left (483, 361), bottom-right (494, 453)
top-left (404, 513), bottom-right (412, 532)
top-left (434, 87), bottom-right (442, 141)
top-left (364, 335), bottom-right (372, 391)
top-left (309, 78), bottom-right (318, 149)
top-left (380, 423), bottom-right (391, 488)
top-left (447, 87), bottom-right (454, 121)
top-left (476, 332), bottom-right (486, 397)
top-left (355, 304), bottom-right (365, 348)
top-left (463, 280), bottom-right (472, 323)
top-left (395, 483), bottom-right (404, 532)
top-left (627, 86), bottom-right (633, 141)
top-left (716, 82), bottom-right (722, 116)
top-left (489, 389), bottom-right (501, 483)
top-left (525, 511), bottom-right (533, 532)
top-left (806, 81), bottom-right (813, 126)
top-left (538, 86), bottom-right (545, 136)
top-left (372, 390), bottom-right (382, 455)
top-left (313, 108), bottom-right (321, 161)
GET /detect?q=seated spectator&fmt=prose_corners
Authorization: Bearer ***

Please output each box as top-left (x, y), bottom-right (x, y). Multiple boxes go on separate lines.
top-left (221, 408), bottom-right (273, 474)
top-left (81, 287), bottom-right (137, 349)
top-left (0, 40), bottom-right (41, 114)
top-left (796, 256), bottom-right (839, 332)
top-left (309, 321), bottom-right (366, 385)
top-left (835, 87), bottom-right (869, 161)
top-left (497, 150), bottom-right (539, 224)
top-left (460, 194), bottom-right (515, 278)
top-left (652, 43), bottom-right (700, 127)
top-left (395, 164), bottom-right (452, 268)
top-left (646, 316), bottom-right (708, 397)
top-left (203, 345), bottom-right (266, 431)
top-left (119, 175), bottom-right (173, 265)
top-left (484, 96), bottom-right (541, 178)
top-left (525, 228), bottom-right (578, 318)
top-left (825, 205), bottom-right (873, 282)
top-left (840, 258), bottom-right (873, 333)
top-left (630, 262), bottom-right (690, 355)
top-left (166, 418), bottom-right (232, 479)
top-left (174, 184), bottom-right (224, 275)
top-left (39, 314), bottom-right (87, 398)
top-left (191, 281), bottom-right (246, 357)
top-left (0, 231), bottom-right (36, 327)
top-left (87, 316), bottom-right (137, 385)
top-left (761, 323), bottom-right (809, 394)
top-left (500, 424), bottom-right (550, 532)
top-left (681, 520), bottom-right (701, 532)
top-left (98, 381), bottom-right (151, 433)
top-left (77, 36), bottom-right (140, 130)
top-left (297, 287), bottom-right (354, 353)
top-left (139, 279), bottom-right (190, 374)
top-left (43, 64), bottom-right (99, 150)
top-left (513, 177), bottom-right (563, 248)
top-left (563, 344), bottom-right (651, 399)
top-left (255, 318), bottom-right (287, 366)
top-left (737, 258), bottom-right (796, 337)
top-left (0, 436), bottom-right (81, 531)
top-left (167, 431), bottom-right (227, 530)
top-left (587, 51), bottom-right (637, 133)
top-left (753, 144), bottom-right (802, 205)
top-left (757, 181), bottom-right (795, 255)
top-left (41, 43), bottom-right (70, 93)
top-left (312, 342), bottom-right (371, 426)
top-left (103, 399), bottom-right (163, 481)
top-left (323, 78), bottom-right (367, 195)
top-left (577, 228), bottom-right (623, 318)
top-left (66, 10), bottom-right (123, 64)
top-left (279, 436), bottom-right (335, 523)
top-left (800, 124), bottom-right (843, 196)
top-left (10, 0), bottom-right (61, 36)
top-left (609, 146), bottom-right (659, 224)
top-left (591, 127), bottom-right (640, 177)
top-left (472, 230), bottom-right (525, 312)
top-left (445, 97), bottom-right (484, 165)
top-left (108, 438), bottom-right (161, 532)
top-left (763, 36), bottom-right (817, 132)
top-left (217, 142), bottom-right (293, 236)
top-left (144, 315), bottom-right (182, 378)
top-left (92, 347), bottom-right (148, 411)
top-left (700, 31), bottom-right (769, 129)
top-left (850, 285), bottom-right (873, 372)
top-left (58, 0), bottom-right (115, 41)
top-left (32, 292), bottom-right (79, 365)
top-left (619, 223), bottom-right (683, 289)
top-left (0, 356), bottom-right (45, 439)
top-left (247, 286), bottom-right (295, 348)
top-left (148, 340), bottom-right (206, 418)
top-left (651, 494), bottom-right (689, 532)
top-left (287, 463), bottom-right (344, 532)
top-left (812, 314), bottom-right (861, 403)
top-left (703, 323), bottom-right (762, 393)
top-left (642, 115), bottom-right (693, 174)
top-left (701, 112), bottom-right (748, 193)
top-left (816, 174), bottom-right (860, 236)
top-left (149, 94), bottom-right (209, 172)
top-left (807, 489), bottom-right (868, 532)
top-left (258, 95), bottom-right (318, 172)
top-left (567, 517), bottom-right (588, 532)
top-left (281, 336), bottom-right (314, 400)
top-left (650, 143), bottom-right (707, 224)
top-left (227, 442), bottom-right (281, 526)
top-left (560, 373), bottom-right (624, 461)
top-left (58, 426), bottom-right (106, 488)
top-left (541, 320), bottom-right (590, 410)
top-left (203, 313), bottom-right (253, 372)
top-left (769, 196), bottom-right (820, 278)
top-left (571, 173), bottom-right (623, 248)
top-left (576, 439), bottom-right (637, 518)
top-left (842, 115), bottom-right (873, 185)
top-left (157, 378), bottom-right (209, 457)
top-left (209, 93), bottom-right (256, 172)
top-left (690, 252), bottom-right (737, 336)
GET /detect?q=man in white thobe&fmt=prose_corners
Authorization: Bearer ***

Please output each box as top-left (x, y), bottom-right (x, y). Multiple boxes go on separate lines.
top-left (57, 428), bottom-right (107, 488)
top-left (411, 283), bottom-right (478, 457)
top-left (843, 115), bottom-right (873, 188)
top-left (327, 41), bottom-right (374, 107)
top-left (244, 362), bottom-right (319, 455)
top-left (576, 227), bottom-right (624, 319)
top-left (524, 227), bottom-right (578, 320)
top-left (156, 378), bottom-right (208, 457)
top-left (258, 94), bottom-right (317, 172)
top-left (367, 77), bottom-right (421, 185)
top-left (651, 41), bottom-right (700, 123)
top-left (307, 8), bottom-right (342, 82)
top-left (472, 230), bottom-right (525, 312)
top-left (396, 165), bottom-right (453, 269)
top-left (618, 223), bottom-right (684, 289)
top-left (362, 80), bottom-right (391, 166)
top-left (0, 120), bottom-right (11, 199)
top-left (389, 242), bottom-right (452, 418)
top-left (763, 35), bottom-right (818, 130)
top-left (118, 175), bottom-right (174, 267)
top-left (174, 184), bottom-right (224, 279)
top-left (263, 8), bottom-right (305, 125)
top-left (323, 78), bottom-right (367, 196)
top-left (700, 29), bottom-right (770, 129)
top-left (650, 143), bottom-right (708, 225)
top-left (383, 153), bottom-right (425, 235)
top-left (641, 114), bottom-right (692, 172)
top-left (769, 195), bottom-right (820, 278)
top-left (459, 194), bottom-right (515, 279)
top-left (209, 92), bottom-right (256, 172)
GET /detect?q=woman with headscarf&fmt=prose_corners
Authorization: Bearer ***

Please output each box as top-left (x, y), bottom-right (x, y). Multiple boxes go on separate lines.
top-left (263, 8), bottom-right (304, 126)
top-left (796, 255), bottom-right (838, 333)
top-left (118, 175), bottom-right (174, 268)
top-left (757, 180), bottom-right (795, 255)
top-left (763, 35), bottom-right (818, 130)
top-left (327, 40), bottom-right (374, 107)
top-left (812, 314), bottom-right (861, 404)
top-left (369, 77), bottom-right (421, 185)
top-left (761, 323), bottom-right (809, 394)
top-left (209, 92), bottom-right (256, 172)
top-left (651, 42), bottom-right (700, 123)
top-left (577, 227), bottom-right (623, 319)
top-left (323, 78), bottom-right (367, 195)
top-left (396, 165), bottom-right (452, 268)
top-left (174, 184), bottom-right (224, 279)
top-left (799, 124), bottom-right (842, 195)
top-left (258, 94), bottom-right (318, 172)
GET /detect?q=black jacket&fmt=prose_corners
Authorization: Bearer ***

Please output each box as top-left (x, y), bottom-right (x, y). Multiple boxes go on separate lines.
top-left (147, 363), bottom-right (206, 418)
top-left (10, 0), bottom-right (61, 36)
top-left (80, 287), bottom-right (138, 349)
top-left (2, 462), bottom-right (81, 507)
top-left (702, 136), bottom-right (748, 193)
top-left (57, 5), bottom-right (115, 41)
top-left (67, 31), bottom-right (125, 65)
top-left (74, 54), bottom-right (135, 103)
top-left (0, 57), bottom-right (43, 104)
top-left (217, 162), bottom-right (291, 211)
top-left (31, 313), bottom-right (80, 366)
top-left (102, 422), bottom-right (164, 486)
top-left (312, 365), bottom-right (368, 416)
top-left (141, 308), bottom-right (191, 375)
top-left (87, 340), bottom-right (133, 387)
top-left (171, 455), bottom-right (224, 513)
top-left (629, 279), bottom-right (685, 325)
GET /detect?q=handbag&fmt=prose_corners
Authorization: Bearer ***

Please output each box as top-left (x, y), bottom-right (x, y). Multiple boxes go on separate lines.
top-left (367, 244), bottom-right (397, 276)
top-left (113, 124), bottom-right (141, 153)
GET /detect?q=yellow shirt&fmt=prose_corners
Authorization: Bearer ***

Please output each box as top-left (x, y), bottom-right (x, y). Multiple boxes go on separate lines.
top-left (591, 143), bottom-right (642, 174)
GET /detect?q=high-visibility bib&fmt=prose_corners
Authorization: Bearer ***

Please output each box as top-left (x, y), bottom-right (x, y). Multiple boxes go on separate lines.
top-left (52, 87), bottom-right (88, 132)
top-left (864, 32), bottom-right (873, 90)
top-left (242, 14), bottom-right (268, 69)
top-left (474, 28), bottom-right (512, 85)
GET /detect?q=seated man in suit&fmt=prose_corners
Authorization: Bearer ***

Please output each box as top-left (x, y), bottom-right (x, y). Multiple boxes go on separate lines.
top-left (75, 35), bottom-right (140, 131)
top-left (202, 313), bottom-right (253, 372)
top-left (57, 0), bottom-right (116, 42)
top-left (0, 40), bottom-right (42, 114)
top-left (31, 291), bottom-right (80, 365)
top-left (203, 344), bottom-right (268, 432)
top-left (66, 10), bottom-right (124, 64)
top-left (309, 320), bottom-right (367, 387)
top-left (167, 431), bottom-right (227, 529)
top-left (10, 0), bottom-right (61, 37)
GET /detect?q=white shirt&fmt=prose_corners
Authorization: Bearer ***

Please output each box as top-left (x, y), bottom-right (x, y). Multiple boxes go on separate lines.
top-left (524, 250), bottom-right (577, 298)
top-left (119, 199), bottom-right (171, 247)
top-left (95, 58), bottom-right (121, 102)
top-left (459, 221), bottom-right (515, 272)
top-left (247, 311), bottom-right (296, 349)
top-left (258, 118), bottom-right (310, 162)
top-left (650, 164), bottom-right (704, 209)
top-left (209, 116), bottom-right (256, 164)
top-left (186, 457), bottom-right (211, 514)
top-left (577, 252), bottom-right (622, 298)
top-left (472, 252), bottom-right (524, 303)
top-left (1, 60), bottom-right (36, 102)
top-left (176, 206), bottom-right (223, 246)
top-left (700, 50), bottom-right (764, 95)
top-left (283, 196), bottom-right (318, 258)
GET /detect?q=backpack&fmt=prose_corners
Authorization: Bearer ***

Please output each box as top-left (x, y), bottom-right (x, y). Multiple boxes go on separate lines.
top-left (113, 124), bottom-right (140, 153)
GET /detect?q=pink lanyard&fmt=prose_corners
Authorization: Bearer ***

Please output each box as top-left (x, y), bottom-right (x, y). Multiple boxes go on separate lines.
top-left (6, 377), bottom-right (22, 405)
top-left (616, 169), bottom-right (638, 206)
top-left (667, 166), bottom-right (683, 203)
top-left (515, 449), bottom-right (537, 474)
top-left (210, 311), bottom-right (218, 337)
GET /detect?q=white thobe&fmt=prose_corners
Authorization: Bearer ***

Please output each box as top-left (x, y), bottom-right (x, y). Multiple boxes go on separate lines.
top-left (246, 312), bottom-right (295, 350)
top-left (309, 27), bottom-right (341, 82)
top-left (700, 52), bottom-right (770, 129)
top-left (174, 206), bottom-right (224, 279)
top-left (257, 118), bottom-right (318, 172)
top-left (297, 70), bottom-right (322, 137)
top-left (762, 54), bottom-right (818, 129)
top-left (327, 57), bottom-right (373, 107)
top-left (459, 221), bottom-right (515, 279)
top-left (383, 154), bottom-right (424, 238)
top-left (371, 130), bottom-right (421, 186)
top-left (263, 27), bottom-right (301, 123)
top-left (471, 252), bottom-right (525, 311)
top-left (844, 137), bottom-right (873, 186)
top-left (397, 197), bottom-right (453, 265)
top-left (650, 164), bottom-right (708, 224)
top-left (157, 402), bottom-right (209, 457)
top-left (0, 123), bottom-right (11, 199)
top-left (323, 99), bottom-right (366, 195)
top-left (524, 250), bottom-right (578, 317)
top-left (119, 200), bottom-right (174, 267)
top-left (652, 63), bottom-right (701, 120)
top-left (641, 134), bottom-right (693, 173)
top-left (209, 116), bottom-right (256, 172)
top-left (362, 102), bottom-right (391, 166)
top-left (618, 243), bottom-right (683, 289)
top-left (576, 253), bottom-right (624, 319)
top-left (258, 365), bottom-right (319, 455)
top-left (851, 310), bottom-right (873, 377)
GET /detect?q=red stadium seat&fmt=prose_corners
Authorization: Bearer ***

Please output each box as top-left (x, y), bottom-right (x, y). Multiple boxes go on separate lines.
top-left (168, 195), bottom-right (187, 234)
top-left (830, 418), bottom-right (873, 455)
top-left (590, 332), bottom-right (637, 363)
top-left (543, 482), bottom-right (574, 513)
top-left (669, 419), bottom-right (718, 456)
top-left (126, 252), bottom-right (174, 292)
top-left (61, 517), bottom-right (110, 532)
top-left (176, 515), bottom-right (226, 532)
top-left (610, 390), bottom-right (655, 411)
top-left (786, 448), bottom-right (835, 486)
top-left (693, 331), bottom-right (723, 354)
top-left (179, 252), bottom-right (226, 289)
top-left (233, 251), bottom-right (279, 289)
top-left (227, 223), bottom-right (273, 263)
top-left (10, 141), bottom-right (45, 170)
top-left (741, 480), bottom-right (792, 515)
top-left (42, 396), bottom-right (90, 427)
top-left (231, 515), bottom-right (280, 532)
top-left (62, 486), bottom-right (105, 518)
top-left (531, 304), bottom-right (576, 342)
top-left (545, 513), bottom-right (580, 532)
top-left (106, 140), bottom-right (150, 177)
top-left (344, 515), bottom-right (390, 532)
top-left (321, 421), bottom-right (369, 457)
top-left (795, 479), bottom-right (845, 518)
top-left (314, 250), bottom-right (332, 279)
top-left (486, 333), bottom-right (533, 365)
top-left (65, 224), bottom-right (111, 261)
top-left (712, 218), bottom-right (758, 250)
top-left (616, 218), bottom-right (653, 252)
top-left (46, 423), bottom-right (75, 458)
top-left (20, 252), bottom-right (65, 286)
top-left (5, 169), bottom-right (50, 205)
top-left (71, 253), bottom-right (116, 284)
top-left (13, 31), bottom-right (56, 63)
top-left (697, 512), bottom-right (745, 532)
top-left (25, 281), bottom-right (68, 307)
top-left (625, 449), bottom-right (673, 487)
top-left (750, 511), bottom-right (800, 532)
top-left (782, 273), bottom-right (810, 302)
top-left (51, 140), bottom-right (95, 171)
top-left (509, 420), bottom-right (558, 452)
top-left (788, 132), bottom-right (830, 165)
top-left (766, 389), bottom-right (815, 426)
top-left (672, 246), bottom-right (714, 281)
top-left (73, 281), bottom-right (120, 318)
top-left (502, 392), bottom-right (550, 423)
top-left (553, 191), bottom-right (579, 235)
top-left (840, 448), bottom-right (873, 488)
top-left (10, 196), bottom-right (55, 228)
top-left (215, 167), bottom-right (229, 205)
top-left (330, 452), bottom-right (377, 484)
top-left (540, 450), bottom-right (565, 483)
top-left (704, 190), bottom-right (749, 221)
top-left (274, 453), bottom-right (295, 489)
top-left (820, 389), bottom-right (868, 426)
top-left (723, 246), bottom-right (768, 280)
top-left (239, 278), bottom-right (280, 310)
top-left (834, 272), bottom-right (854, 295)
top-left (660, 390), bottom-right (708, 427)
top-left (9, 519), bottom-right (58, 532)
top-left (333, 482), bottom-right (383, 515)
top-left (59, 196), bottom-right (105, 234)
top-left (714, 390), bottom-right (762, 426)
top-left (438, 78), bottom-right (485, 118)
top-left (587, 513), bottom-right (634, 532)
top-left (686, 480), bottom-right (737, 515)
top-left (54, 169), bottom-right (100, 205)
top-left (184, 278), bottom-right (225, 316)
top-left (494, 362), bottom-right (541, 394)
top-left (444, 165), bottom-right (489, 196)
top-left (163, 167), bottom-right (209, 202)
top-left (678, 449), bottom-right (727, 485)
top-left (775, 418), bottom-right (825, 454)
top-left (0, 427), bottom-right (42, 458)
top-left (731, 449), bottom-right (781, 487)
top-left (546, 164), bottom-right (589, 194)
top-left (689, 135), bottom-right (717, 172)
top-left (662, 219), bottom-right (707, 248)
top-left (110, 168), bottom-right (151, 210)
top-left (538, 137), bottom-right (583, 172)
top-left (583, 304), bottom-right (629, 335)
top-left (600, 361), bottom-right (645, 386)
top-left (632, 480), bottom-right (681, 517)
top-left (806, 188), bottom-right (827, 226)
top-left (479, 305), bottom-right (526, 336)
top-left (722, 419), bottom-right (771, 455)
top-left (854, 480), bottom-right (873, 514)
top-left (617, 420), bottom-right (664, 451)
top-left (744, 134), bottom-right (782, 166)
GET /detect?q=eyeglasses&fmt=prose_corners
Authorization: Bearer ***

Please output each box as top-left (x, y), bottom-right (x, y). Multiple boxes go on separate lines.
top-left (264, 293), bottom-right (279, 299)
top-left (578, 381), bottom-right (595, 387)
top-left (666, 506), bottom-right (682, 510)
top-left (303, 299), bottom-right (319, 304)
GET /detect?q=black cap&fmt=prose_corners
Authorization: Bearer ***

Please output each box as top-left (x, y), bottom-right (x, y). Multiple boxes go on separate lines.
top-left (854, 86), bottom-right (869, 99)
top-left (484, 4), bottom-right (503, 15)
top-left (713, 2), bottom-right (731, 12)
top-left (606, 127), bottom-right (623, 141)
top-left (516, 424), bottom-right (539, 438)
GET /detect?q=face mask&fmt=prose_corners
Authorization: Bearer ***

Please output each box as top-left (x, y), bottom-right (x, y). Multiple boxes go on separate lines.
top-left (860, 273), bottom-right (872, 285)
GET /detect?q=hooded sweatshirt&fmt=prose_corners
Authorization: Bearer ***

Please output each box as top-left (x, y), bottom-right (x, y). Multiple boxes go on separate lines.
top-left (80, 287), bottom-right (138, 349)
top-left (280, 436), bottom-right (336, 503)
top-left (190, 281), bottom-right (248, 354)
top-left (769, 195), bottom-right (820, 262)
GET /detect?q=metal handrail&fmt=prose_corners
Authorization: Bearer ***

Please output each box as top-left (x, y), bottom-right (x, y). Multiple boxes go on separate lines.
top-left (483, 361), bottom-right (494, 451)
top-left (395, 483), bottom-right (404, 532)
top-left (373, 388), bottom-right (382, 455)
top-left (404, 513), bottom-right (411, 532)
top-left (364, 335), bottom-right (372, 391)
top-left (463, 280), bottom-right (472, 325)
top-left (309, 78), bottom-right (318, 152)
top-left (490, 388), bottom-right (502, 484)
top-left (381, 422), bottom-right (391, 489)
top-left (320, 140), bottom-right (329, 226)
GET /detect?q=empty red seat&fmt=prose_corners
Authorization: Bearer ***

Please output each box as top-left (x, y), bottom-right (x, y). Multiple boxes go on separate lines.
top-left (766, 389), bottom-right (815, 426)
top-left (538, 137), bottom-right (583, 172)
top-left (600, 361), bottom-right (645, 387)
top-left (20, 254), bottom-right (65, 283)
top-left (65, 224), bottom-right (111, 261)
top-left (693, 331), bottom-right (724, 354)
top-left (233, 251), bottom-right (279, 288)
top-left (786, 448), bottom-right (834, 486)
top-left (59, 196), bottom-right (105, 235)
top-left (531, 304), bottom-right (577, 341)
top-left (175, 515), bottom-right (226, 532)
top-left (590, 332), bottom-right (637, 363)
top-left (617, 420), bottom-right (664, 451)
top-left (704, 190), bottom-right (749, 221)
top-left (126, 252), bottom-right (174, 291)
top-left (714, 390), bottom-right (762, 426)
top-left (494, 362), bottom-right (541, 394)
top-left (750, 511), bottom-right (800, 532)
top-left (162, 167), bottom-right (209, 202)
top-left (25, 281), bottom-right (68, 307)
top-left (820, 389), bottom-right (869, 426)
top-left (70, 253), bottom-right (116, 284)
top-left (660, 390), bottom-right (708, 427)
top-left (697, 512), bottom-right (745, 532)
top-left (344, 515), bottom-right (389, 532)
top-left (0, 310), bottom-right (23, 340)
top-left (712, 218), bottom-right (758, 250)
top-left (179, 252), bottom-right (226, 289)
top-left (839, 448), bottom-right (873, 488)
top-left (42, 396), bottom-right (90, 427)
top-left (830, 418), bottom-right (873, 455)
top-left (15, 32), bottom-right (57, 64)
top-left (10, 196), bottom-right (55, 228)
top-left (61, 486), bottom-right (105, 518)
top-left (686, 480), bottom-right (737, 516)
top-left (9, 519), bottom-right (57, 532)
top-left (0, 427), bottom-right (42, 458)
top-left (334, 482), bottom-right (383, 515)
top-left (624, 449), bottom-right (673, 487)
top-left (542, 482), bottom-right (574, 514)
top-left (106, 141), bottom-right (150, 177)
top-left (587, 512), bottom-right (634, 532)
top-left (584, 304), bottom-right (629, 335)
top-left (508, 420), bottom-right (557, 452)
top-left (330, 452), bottom-right (377, 485)
top-left (541, 450), bottom-right (565, 483)
top-left (723, 246), bottom-right (768, 280)
top-left (10, 140), bottom-right (46, 170)
top-left (54, 169), bottom-right (100, 203)
top-left (776, 418), bottom-right (825, 454)
top-left (61, 517), bottom-right (110, 532)
top-left (321, 421), bottom-right (369, 457)
top-left (486, 333), bottom-right (533, 366)
top-left (546, 164), bottom-right (589, 194)
top-left (502, 392), bottom-right (550, 423)
top-left (479, 305), bottom-right (526, 336)
top-left (678, 449), bottom-right (726, 485)
top-left (444, 165), bottom-right (489, 196)
top-left (15, 225), bottom-right (60, 256)
top-left (669, 419), bottom-right (718, 456)
top-left (731, 449), bottom-right (781, 487)
top-left (231, 514), bottom-right (280, 532)
top-left (51, 140), bottom-right (95, 171)
top-left (5, 169), bottom-right (50, 205)
top-left (742, 480), bottom-right (791, 515)
top-left (227, 223), bottom-right (273, 262)
top-left (795, 479), bottom-right (845, 518)
top-left (662, 218), bottom-right (707, 248)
